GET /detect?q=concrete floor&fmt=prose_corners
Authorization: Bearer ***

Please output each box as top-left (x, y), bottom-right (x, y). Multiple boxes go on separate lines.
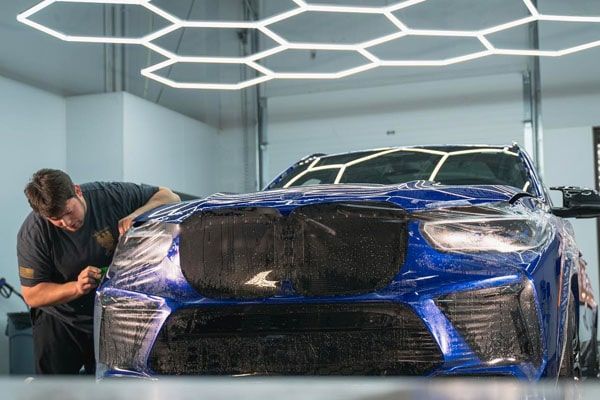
top-left (1, 377), bottom-right (597, 400)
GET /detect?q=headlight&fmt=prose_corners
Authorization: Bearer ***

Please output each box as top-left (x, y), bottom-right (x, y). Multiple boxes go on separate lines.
top-left (109, 220), bottom-right (179, 280)
top-left (420, 204), bottom-right (552, 253)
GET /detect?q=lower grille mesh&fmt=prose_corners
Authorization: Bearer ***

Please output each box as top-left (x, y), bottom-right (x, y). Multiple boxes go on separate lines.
top-left (148, 303), bottom-right (442, 375)
top-left (436, 282), bottom-right (541, 366)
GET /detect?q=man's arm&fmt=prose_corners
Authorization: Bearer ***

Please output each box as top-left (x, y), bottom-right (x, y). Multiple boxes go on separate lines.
top-left (118, 187), bottom-right (180, 235)
top-left (21, 266), bottom-right (101, 308)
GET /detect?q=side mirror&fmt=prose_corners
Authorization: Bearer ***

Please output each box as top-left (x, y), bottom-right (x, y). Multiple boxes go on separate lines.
top-left (550, 186), bottom-right (600, 218)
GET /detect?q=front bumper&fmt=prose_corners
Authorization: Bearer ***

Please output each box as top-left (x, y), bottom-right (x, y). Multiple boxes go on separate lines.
top-left (95, 276), bottom-right (545, 380)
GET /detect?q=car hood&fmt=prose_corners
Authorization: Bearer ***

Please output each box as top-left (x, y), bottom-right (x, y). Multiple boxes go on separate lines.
top-left (140, 181), bottom-right (531, 224)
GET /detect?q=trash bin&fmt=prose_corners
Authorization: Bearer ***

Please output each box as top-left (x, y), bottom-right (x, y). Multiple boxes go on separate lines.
top-left (5, 312), bottom-right (35, 375)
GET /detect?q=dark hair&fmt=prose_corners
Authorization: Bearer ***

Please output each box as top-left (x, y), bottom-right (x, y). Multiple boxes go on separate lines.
top-left (24, 169), bottom-right (76, 218)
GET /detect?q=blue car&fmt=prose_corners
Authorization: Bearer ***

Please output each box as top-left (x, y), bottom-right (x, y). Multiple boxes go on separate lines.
top-left (95, 144), bottom-right (599, 380)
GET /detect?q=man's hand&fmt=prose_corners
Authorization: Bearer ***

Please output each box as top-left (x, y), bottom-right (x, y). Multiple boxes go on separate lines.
top-left (21, 266), bottom-right (103, 308)
top-left (118, 187), bottom-right (180, 237)
top-left (118, 214), bottom-right (136, 236)
top-left (74, 266), bottom-right (102, 295)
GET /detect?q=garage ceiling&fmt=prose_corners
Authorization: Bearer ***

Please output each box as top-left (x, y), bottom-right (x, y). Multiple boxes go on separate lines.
top-left (2, 0), bottom-right (600, 125)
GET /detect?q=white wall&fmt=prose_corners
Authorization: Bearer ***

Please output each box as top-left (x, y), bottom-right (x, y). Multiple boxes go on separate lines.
top-left (544, 127), bottom-right (598, 310)
top-left (123, 93), bottom-right (220, 197)
top-left (67, 92), bottom-right (221, 197)
top-left (66, 93), bottom-right (124, 183)
top-left (266, 73), bottom-right (525, 179)
top-left (218, 127), bottom-right (252, 193)
top-left (0, 75), bottom-right (66, 374)
top-left (544, 90), bottom-right (600, 131)
top-left (217, 88), bottom-right (260, 194)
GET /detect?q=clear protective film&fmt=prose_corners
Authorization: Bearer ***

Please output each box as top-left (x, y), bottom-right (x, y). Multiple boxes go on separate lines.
top-left (95, 187), bottom-right (590, 380)
top-left (95, 221), bottom-right (182, 379)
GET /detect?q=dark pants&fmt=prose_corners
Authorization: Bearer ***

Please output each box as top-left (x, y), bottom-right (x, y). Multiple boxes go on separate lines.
top-left (31, 310), bottom-right (95, 375)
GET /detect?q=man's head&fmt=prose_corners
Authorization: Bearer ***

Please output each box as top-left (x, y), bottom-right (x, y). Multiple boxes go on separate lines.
top-left (24, 169), bottom-right (87, 232)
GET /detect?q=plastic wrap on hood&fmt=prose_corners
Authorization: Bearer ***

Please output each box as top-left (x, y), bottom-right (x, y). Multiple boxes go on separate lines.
top-left (110, 220), bottom-right (178, 279)
top-left (103, 220), bottom-right (198, 300)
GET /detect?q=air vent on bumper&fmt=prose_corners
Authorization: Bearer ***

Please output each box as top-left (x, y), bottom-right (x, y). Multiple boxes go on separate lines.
top-left (148, 303), bottom-right (443, 375)
top-left (435, 280), bottom-right (542, 367)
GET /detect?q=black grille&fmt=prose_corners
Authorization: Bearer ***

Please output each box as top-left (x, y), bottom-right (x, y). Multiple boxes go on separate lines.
top-left (179, 202), bottom-right (407, 299)
top-left (148, 303), bottom-right (442, 375)
top-left (436, 282), bottom-right (542, 367)
top-left (179, 207), bottom-right (282, 299)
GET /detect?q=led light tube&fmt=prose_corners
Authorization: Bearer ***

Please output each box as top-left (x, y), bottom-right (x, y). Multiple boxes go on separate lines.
top-left (16, 0), bottom-right (600, 90)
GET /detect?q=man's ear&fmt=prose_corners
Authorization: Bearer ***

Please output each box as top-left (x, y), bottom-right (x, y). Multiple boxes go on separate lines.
top-left (74, 184), bottom-right (83, 197)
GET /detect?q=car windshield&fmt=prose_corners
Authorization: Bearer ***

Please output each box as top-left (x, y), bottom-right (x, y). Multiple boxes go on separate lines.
top-left (269, 148), bottom-right (533, 192)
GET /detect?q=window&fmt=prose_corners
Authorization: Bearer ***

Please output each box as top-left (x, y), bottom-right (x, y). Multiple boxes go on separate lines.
top-left (290, 168), bottom-right (339, 187)
top-left (434, 152), bottom-right (530, 189)
top-left (270, 147), bottom-right (532, 191)
top-left (340, 151), bottom-right (441, 185)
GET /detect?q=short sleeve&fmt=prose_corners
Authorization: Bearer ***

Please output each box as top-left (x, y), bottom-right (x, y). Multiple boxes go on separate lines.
top-left (111, 182), bottom-right (159, 214)
top-left (16, 216), bottom-right (54, 287)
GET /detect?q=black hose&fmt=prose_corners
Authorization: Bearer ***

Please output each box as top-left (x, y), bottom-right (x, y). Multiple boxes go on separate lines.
top-left (0, 279), bottom-right (29, 310)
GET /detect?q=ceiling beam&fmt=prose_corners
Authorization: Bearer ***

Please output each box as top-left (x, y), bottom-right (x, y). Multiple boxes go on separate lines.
top-left (522, 0), bottom-right (544, 178)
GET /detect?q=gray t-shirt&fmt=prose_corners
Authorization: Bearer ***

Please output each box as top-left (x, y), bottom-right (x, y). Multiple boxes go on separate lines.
top-left (17, 182), bottom-right (158, 333)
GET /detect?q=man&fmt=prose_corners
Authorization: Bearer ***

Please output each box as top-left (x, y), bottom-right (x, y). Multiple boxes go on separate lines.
top-left (17, 169), bottom-right (180, 375)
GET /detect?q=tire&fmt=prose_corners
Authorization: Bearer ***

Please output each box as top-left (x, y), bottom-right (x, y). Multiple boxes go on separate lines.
top-left (559, 292), bottom-right (581, 379)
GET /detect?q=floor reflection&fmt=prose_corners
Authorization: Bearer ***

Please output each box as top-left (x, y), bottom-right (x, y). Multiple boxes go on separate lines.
top-left (2, 377), bottom-right (599, 400)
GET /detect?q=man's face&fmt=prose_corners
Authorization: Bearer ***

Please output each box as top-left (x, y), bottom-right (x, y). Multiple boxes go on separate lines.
top-left (46, 185), bottom-right (87, 232)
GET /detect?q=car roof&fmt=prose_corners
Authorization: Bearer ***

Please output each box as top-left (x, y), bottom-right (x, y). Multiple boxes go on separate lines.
top-left (314, 144), bottom-right (520, 159)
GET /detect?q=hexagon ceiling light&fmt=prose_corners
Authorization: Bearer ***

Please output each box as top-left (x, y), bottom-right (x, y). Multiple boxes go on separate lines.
top-left (17, 0), bottom-right (600, 90)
